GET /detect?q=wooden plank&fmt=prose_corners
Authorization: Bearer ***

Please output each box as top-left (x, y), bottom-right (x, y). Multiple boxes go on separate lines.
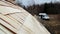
top-left (0, 1), bottom-right (29, 14)
top-left (0, 1), bottom-right (7, 5)
top-left (0, 19), bottom-right (17, 33)
top-left (0, 14), bottom-right (21, 30)
top-left (8, 13), bottom-right (28, 24)
top-left (0, 1), bottom-right (23, 10)
top-left (0, 29), bottom-right (6, 34)
top-left (0, 6), bottom-right (22, 14)
top-left (7, 14), bottom-right (24, 24)
top-left (0, 24), bottom-right (13, 34)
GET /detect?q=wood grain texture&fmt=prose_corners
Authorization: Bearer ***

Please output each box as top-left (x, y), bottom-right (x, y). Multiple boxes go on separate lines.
top-left (0, 1), bottom-right (50, 34)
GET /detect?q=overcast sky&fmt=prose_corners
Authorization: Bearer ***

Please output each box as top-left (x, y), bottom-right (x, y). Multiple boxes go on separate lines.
top-left (34, 0), bottom-right (60, 5)
top-left (15, 0), bottom-right (60, 8)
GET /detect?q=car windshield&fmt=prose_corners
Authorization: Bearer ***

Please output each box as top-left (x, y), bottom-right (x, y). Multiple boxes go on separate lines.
top-left (42, 15), bottom-right (48, 17)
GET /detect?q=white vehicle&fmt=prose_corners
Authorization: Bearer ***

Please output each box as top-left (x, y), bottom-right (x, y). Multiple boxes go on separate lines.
top-left (39, 13), bottom-right (50, 20)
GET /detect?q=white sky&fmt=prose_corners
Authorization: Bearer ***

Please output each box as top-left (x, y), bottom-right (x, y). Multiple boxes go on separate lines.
top-left (34, 0), bottom-right (60, 5)
top-left (15, 0), bottom-right (60, 8)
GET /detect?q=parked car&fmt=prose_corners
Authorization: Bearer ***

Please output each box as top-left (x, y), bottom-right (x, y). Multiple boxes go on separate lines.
top-left (39, 13), bottom-right (50, 20)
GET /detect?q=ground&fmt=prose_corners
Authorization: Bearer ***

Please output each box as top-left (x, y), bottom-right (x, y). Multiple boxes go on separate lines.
top-left (34, 14), bottom-right (60, 34)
